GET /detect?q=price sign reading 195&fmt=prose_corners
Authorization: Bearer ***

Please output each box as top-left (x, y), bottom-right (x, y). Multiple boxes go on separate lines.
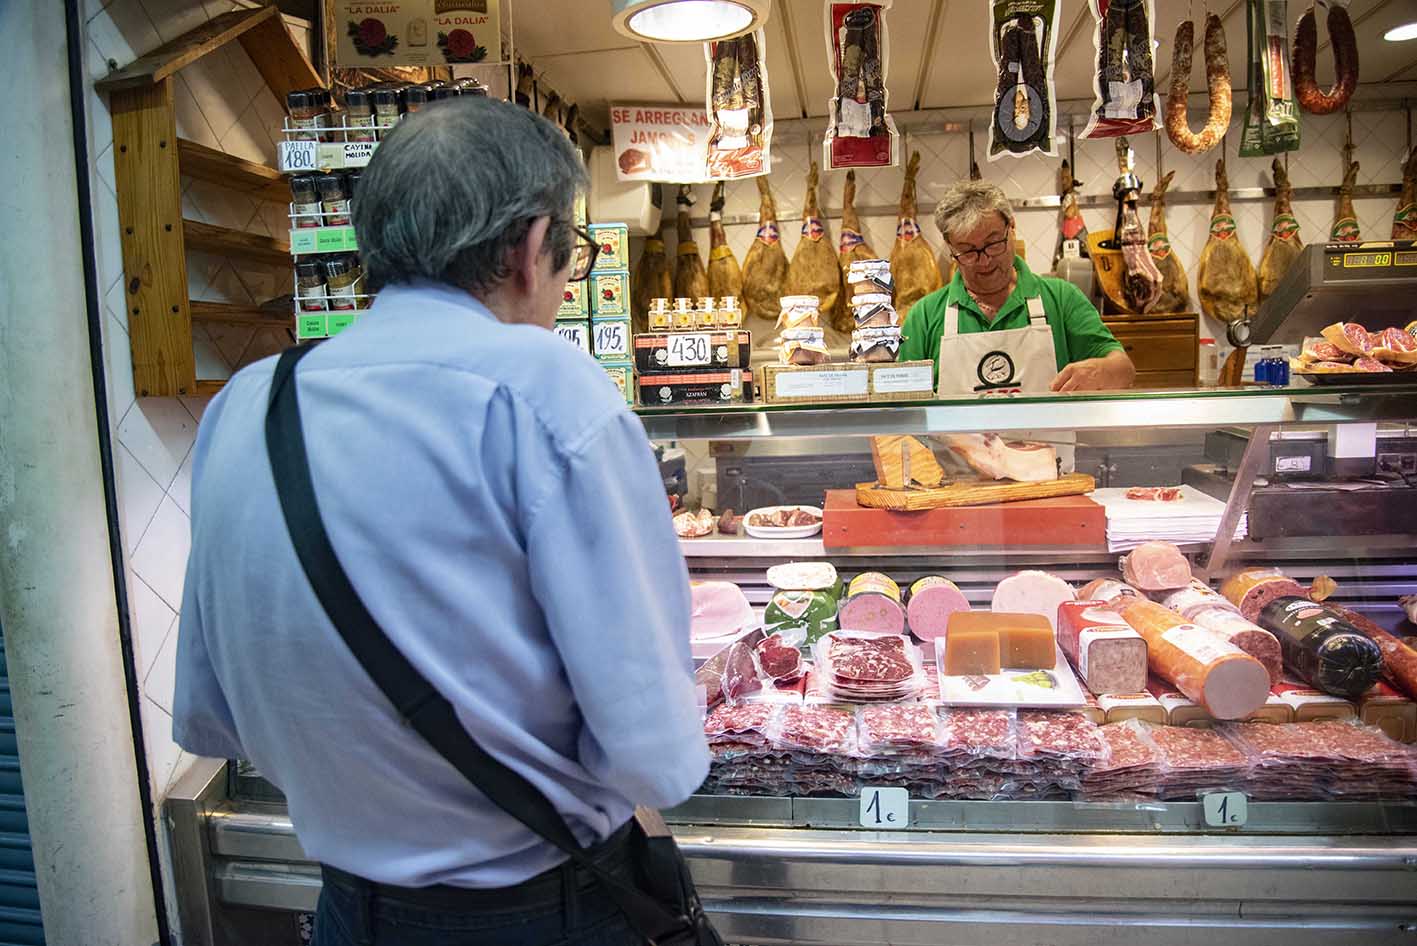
top-left (594, 321), bottom-right (629, 358)
top-left (666, 333), bottom-right (711, 367)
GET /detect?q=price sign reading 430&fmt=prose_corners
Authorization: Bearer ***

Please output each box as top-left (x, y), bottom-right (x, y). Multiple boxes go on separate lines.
top-left (666, 333), bottom-right (712, 367)
top-left (594, 321), bottom-right (629, 358)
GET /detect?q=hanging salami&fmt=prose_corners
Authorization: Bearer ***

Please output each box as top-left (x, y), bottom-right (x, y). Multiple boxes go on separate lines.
top-left (1293, 0), bottom-right (1358, 115)
top-left (890, 151), bottom-right (944, 317)
top-left (1146, 170), bottom-right (1189, 313)
top-left (1395, 149), bottom-right (1417, 241)
top-left (785, 163), bottom-right (849, 336)
top-left (1081, 0), bottom-right (1161, 139)
top-left (741, 176), bottom-right (790, 333)
top-left (707, 182), bottom-right (744, 302)
top-left (988, 0), bottom-right (1060, 160)
top-left (1240, 0), bottom-right (1301, 157)
top-left (824, 1), bottom-right (899, 169)
top-left (1331, 158), bottom-right (1361, 243)
top-left (1164, 14), bottom-right (1231, 155)
top-left (705, 29), bottom-right (772, 179)
top-left (1196, 158), bottom-right (1259, 323)
top-left (1258, 158), bottom-right (1303, 301)
top-left (839, 170), bottom-right (877, 274)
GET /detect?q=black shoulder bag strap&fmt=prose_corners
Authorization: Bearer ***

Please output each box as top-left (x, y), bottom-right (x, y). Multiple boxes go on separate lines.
top-left (264, 345), bottom-right (697, 945)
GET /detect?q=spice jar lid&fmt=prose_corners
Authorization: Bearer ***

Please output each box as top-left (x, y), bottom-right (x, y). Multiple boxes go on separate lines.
top-left (324, 256), bottom-right (354, 278)
top-left (344, 88), bottom-right (371, 109)
top-left (295, 260), bottom-right (324, 279)
top-left (290, 174), bottom-right (319, 200)
top-left (403, 85), bottom-right (430, 106)
top-left (286, 90), bottom-right (309, 111)
top-left (345, 171), bottom-right (362, 196)
top-left (429, 85), bottom-right (461, 100)
top-left (312, 87), bottom-right (333, 106)
top-left (370, 88), bottom-right (400, 108)
top-left (316, 173), bottom-right (348, 196)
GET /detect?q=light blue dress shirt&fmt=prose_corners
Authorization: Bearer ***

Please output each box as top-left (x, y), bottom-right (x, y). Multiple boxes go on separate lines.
top-left (173, 281), bottom-right (708, 888)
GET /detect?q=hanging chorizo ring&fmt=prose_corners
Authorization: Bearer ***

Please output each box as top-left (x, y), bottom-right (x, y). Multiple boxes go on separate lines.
top-left (1294, 3), bottom-right (1358, 115)
top-left (1165, 14), bottom-right (1232, 155)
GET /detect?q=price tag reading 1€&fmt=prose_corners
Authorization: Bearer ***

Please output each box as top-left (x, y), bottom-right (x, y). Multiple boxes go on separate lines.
top-left (279, 140), bottom-right (319, 173)
top-left (859, 787), bottom-right (909, 829)
top-left (1202, 791), bottom-right (1248, 828)
top-left (666, 333), bottom-right (712, 367)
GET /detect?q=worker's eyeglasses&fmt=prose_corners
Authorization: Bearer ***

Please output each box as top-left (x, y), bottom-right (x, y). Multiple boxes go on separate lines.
top-left (950, 233), bottom-right (1012, 266)
top-left (569, 226), bottom-right (600, 281)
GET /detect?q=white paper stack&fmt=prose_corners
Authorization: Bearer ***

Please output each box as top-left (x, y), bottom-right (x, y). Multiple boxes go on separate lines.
top-left (1090, 486), bottom-right (1247, 553)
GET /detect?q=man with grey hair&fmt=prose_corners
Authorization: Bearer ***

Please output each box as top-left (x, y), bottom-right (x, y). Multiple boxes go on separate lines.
top-left (900, 179), bottom-right (1134, 394)
top-left (173, 97), bottom-right (707, 945)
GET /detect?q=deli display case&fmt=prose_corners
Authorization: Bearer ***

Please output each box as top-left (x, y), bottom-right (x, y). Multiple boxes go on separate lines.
top-left (165, 383), bottom-right (1417, 946)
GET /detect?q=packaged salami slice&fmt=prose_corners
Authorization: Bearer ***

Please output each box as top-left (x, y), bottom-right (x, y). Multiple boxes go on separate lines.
top-left (1239, 0), bottom-right (1301, 157)
top-left (1080, 0), bottom-right (1162, 139)
top-left (704, 29), bottom-right (773, 179)
top-left (988, 0), bottom-right (1061, 160)
top-left (823, 1), bottom-right (899, 170)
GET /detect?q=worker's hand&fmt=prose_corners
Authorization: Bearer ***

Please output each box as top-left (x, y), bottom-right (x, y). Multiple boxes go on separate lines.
top-left (1050, 350), bottom-right (1136, 393)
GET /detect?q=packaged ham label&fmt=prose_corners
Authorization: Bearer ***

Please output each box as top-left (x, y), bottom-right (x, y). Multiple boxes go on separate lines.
top-left (1162, 623), bottom-right (1236, 665)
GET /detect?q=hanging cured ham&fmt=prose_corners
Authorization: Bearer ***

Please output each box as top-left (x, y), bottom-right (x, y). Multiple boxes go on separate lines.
top-left (1395, 149), bottom-right (1417, 240)
top-left (706, 182), bottom-right (743, 302)
top-left (890, 152), bottom-right (943, 317)
top-left (632, 224), bottom-right (672, 335)
top-left (1052, 159), bottom-right (1089, 271)
top-left (673, 185), bottom-right (710, 301)
top-left (1196, 158), bottom-right (1258, 323)
top-left (1258, 158), bottom-right (1303, 301)
top-left (1331, 159), bottom-right (1361, 243)
top-left (1146, 170), bottom-right (1189, 313)
top-left (786, 163), bottom-right (848, 335)
top-left (839, 170), bottom-right (877, 274)
top-left (741, 176), bottom-right (790, 330)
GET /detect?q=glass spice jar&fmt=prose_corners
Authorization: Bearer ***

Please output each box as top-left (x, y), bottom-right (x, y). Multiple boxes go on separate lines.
top-left (429, 84), bottom-right (462, 102)
top-left (286, 90), bottom-right (326, 142)
top-left (314, 89), bottom-right (339, 142)
top-left (317, 173), bottom-right (350, 227)
top-left (290, 175), bottom-right (322, 229)
top-left (371, 87), bottom-right (402, 135)
top-left (344, 170), bottom-right (362, 204)
top-left (324, 256), bottom-right (362, 311)
top-left (343, 88), bottom-right (376, 143)
top-left (402, 84), bottom-right (430, 114)
top-left (295, 260), bottom-right (328, 312)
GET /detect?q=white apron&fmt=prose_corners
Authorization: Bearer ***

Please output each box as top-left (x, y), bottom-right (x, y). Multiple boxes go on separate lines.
top-left (937, 295), bottom-right (1058, 397)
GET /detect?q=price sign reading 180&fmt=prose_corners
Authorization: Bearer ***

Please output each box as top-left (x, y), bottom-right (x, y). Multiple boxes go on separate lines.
top-left (1342, 252), bottom-right (1392, 268)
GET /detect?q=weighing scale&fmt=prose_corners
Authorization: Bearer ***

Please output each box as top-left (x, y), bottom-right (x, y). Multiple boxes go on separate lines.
top-left (1251, 240), bottom-right (1417, 343)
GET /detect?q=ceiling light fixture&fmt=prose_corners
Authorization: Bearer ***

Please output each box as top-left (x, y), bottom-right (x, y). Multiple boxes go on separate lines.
top-left (611, 0), bottom-right (771, 43)
top-left (1383, 21), bottom-right (1417, 41)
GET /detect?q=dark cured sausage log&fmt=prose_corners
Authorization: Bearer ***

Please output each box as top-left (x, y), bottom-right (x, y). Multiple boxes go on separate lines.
top-left (1293, 3), bottom-right (1358, 115)
top-left (1166, 14), bottom-right (1231, 155)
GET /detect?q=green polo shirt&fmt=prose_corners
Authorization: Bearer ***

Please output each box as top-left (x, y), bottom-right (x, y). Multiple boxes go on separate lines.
top-left (899, 257), bottom-right (1122, 385)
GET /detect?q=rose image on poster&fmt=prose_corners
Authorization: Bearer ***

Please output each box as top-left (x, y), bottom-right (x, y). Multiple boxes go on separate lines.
top-left (348, 17), bottom-right (399, 56)
top-left (438, 28), bottom-right (488, 63)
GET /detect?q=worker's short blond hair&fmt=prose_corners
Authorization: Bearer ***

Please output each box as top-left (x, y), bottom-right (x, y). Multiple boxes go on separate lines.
top-left (933, 180), bottom-right (1014, 244)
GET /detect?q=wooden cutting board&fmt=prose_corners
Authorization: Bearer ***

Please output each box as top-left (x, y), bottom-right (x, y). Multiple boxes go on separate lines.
top-left (824, 489), bottom-right (1107, 549)
top-left (856, 472), bottom-right (1096, 511)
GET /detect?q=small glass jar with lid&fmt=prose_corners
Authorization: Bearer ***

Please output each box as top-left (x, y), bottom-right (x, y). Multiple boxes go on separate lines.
top-left (290, 175), bottom-right (322, 229)
top-left (295, 260), bottom-right (328, 312)
top-left (371, 87), bottom-right (402, 135)
top-left (324, 256), bottom-right (363, 311)
top-left (317, 173), bottom-right (351, 227)
top-left (342, 88), bottom-right (376, 143)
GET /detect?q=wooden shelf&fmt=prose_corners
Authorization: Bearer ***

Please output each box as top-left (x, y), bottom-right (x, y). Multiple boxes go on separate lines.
top-left (193, 380), bottom-right (227, 397)
top-left (178, 139), bottom-right (288, 204)
top-left (183, 219), bottom-right (291, 267)
top-left (190, 300), bottom-right (292, 327)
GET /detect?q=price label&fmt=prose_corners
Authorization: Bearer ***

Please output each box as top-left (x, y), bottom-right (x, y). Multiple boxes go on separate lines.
top-left (342, 142), bottom-right (376, 167)
top-left (279, 140), bottom-right (319, 173)
top-left (1062, 239), bottom-right (1082, 260)
top-left (593, 321), bottom-right (629, 358)
top-left (288, 227), bottom-right (359, 255)
top-left (1201, 791), bottom-right (1248, 828)
top-left (554, 322), bottom-right (588, 353)
top-left (666, 333), bottom-right (712, 367)
top-left (859, 787), bottom-right (909, 828)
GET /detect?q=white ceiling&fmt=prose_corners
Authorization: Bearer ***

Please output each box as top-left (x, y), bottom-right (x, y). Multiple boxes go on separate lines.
top-left (512, 0), bottom-right (1417, 128)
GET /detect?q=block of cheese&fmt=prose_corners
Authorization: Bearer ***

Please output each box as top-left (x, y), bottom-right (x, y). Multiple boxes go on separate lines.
top-left (996, 614), bottom-right (1057, 669)
top-left (1113, 597), bottom-right (1269, 720)
top-left (1057, 600), bottom-right (1149, 696)
top-left (943, 612), bottom-right (1003, 676)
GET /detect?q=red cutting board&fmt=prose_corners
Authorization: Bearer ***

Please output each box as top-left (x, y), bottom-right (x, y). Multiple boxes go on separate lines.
top-left (822, 489), bottom-right (1107, 549)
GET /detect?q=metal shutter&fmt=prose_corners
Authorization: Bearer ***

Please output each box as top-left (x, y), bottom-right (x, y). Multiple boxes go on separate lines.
top-left (0, 628), bottom-right (44, 945)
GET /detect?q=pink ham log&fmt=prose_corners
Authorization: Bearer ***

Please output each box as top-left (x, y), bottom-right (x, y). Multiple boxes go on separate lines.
top-left (906, 576), bottom-right (971, 642)
top-left (1119, 541), bottom-right (1192, 591)
top-left (992, 570), bottom-right (1076, 631)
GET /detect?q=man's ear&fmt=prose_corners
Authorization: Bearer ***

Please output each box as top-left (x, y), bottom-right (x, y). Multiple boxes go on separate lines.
top-left (513, 216), bottom-right (552, 291)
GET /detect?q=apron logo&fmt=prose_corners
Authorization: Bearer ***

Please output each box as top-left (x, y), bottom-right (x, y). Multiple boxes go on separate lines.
top-left (976, 350), bottom-right (1017, 390)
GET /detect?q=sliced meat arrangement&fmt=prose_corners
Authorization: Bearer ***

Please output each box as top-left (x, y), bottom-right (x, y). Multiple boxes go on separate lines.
top-left (1297, 321), bottom-right (1417, 374)
top-left (1125, 486), bottom-right (1182, 501)
top-left (814, 632), bottom-right (922, 701)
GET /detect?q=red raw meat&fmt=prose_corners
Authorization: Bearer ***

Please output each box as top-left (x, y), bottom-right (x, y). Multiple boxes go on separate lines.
top-left (756, 635), bottom-right (803, 681)
top-left (827, 635), bottom-right (914, 683)
top-left (722, 641), bottom-right (762, 703)
top-left (858, 704), bottom-right (940, 751)
top-left (704, 702), bottom-right (773, 737)
top-left (772, 705), bottom-right (858, 754)
top-left (1125, 487), bottom-right (1183, 501)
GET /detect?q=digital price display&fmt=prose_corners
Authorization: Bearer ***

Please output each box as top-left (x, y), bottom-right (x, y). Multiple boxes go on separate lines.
top-left (1396, 251), bottom-right (1417, 267)
top-left (1341, 251), bottom-right (1393, 268)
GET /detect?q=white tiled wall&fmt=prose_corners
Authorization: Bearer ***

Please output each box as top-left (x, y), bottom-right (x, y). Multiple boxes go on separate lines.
top-left (642, 111), bottom-right (1414, 342)
top-left (84, 0), bottom-right (309, 806)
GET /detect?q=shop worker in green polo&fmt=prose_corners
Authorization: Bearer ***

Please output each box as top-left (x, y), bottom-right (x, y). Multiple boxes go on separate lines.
top-left (899, 180), bottom-right (1136, 395)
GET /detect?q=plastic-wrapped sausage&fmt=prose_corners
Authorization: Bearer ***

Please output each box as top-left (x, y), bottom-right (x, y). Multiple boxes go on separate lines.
top-left (1257, 597), bottom-right (1384, 699)
top-left (1293, 2), bottom-right (1358, 115)
top-left (1165, 14), bottom-right (1231, 155)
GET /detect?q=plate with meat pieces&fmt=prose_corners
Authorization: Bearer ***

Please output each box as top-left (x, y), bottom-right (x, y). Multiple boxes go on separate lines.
top-left (1295, 323), bottom-right (1417, 384)
top-left (744, 505), bottom-right (825, 539)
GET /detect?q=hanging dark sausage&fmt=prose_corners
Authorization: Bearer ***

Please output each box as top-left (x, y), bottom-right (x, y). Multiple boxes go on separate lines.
top-left (1293, 3), bottom-right (1358, 115)
top-left (1165, 14), bottom-right (1231, 155)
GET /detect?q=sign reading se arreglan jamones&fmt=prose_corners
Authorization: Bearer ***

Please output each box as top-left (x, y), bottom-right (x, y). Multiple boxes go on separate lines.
top-left (610, 105), bottom-right (714, 183)
top-left (333, 0), bottom-right (501, 68)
